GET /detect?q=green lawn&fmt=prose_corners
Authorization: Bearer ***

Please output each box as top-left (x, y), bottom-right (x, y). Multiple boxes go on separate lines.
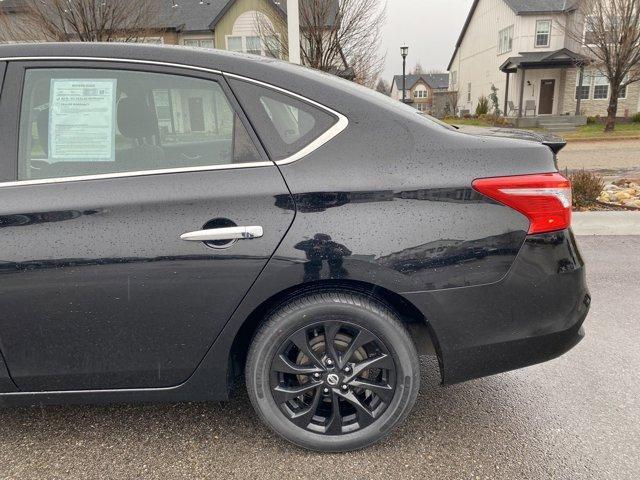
top-left (561, 122), bottom-right (640, 140)
top-left (444, 116), bottom-right (640, 141)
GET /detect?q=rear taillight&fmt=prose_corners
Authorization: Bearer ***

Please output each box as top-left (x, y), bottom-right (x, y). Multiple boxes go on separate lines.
top-left (472, 173), bottom-right (572, 235)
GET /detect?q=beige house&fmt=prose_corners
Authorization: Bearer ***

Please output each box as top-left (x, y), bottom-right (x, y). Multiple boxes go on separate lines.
top-left (448, 0), bottom-right (640, 123)
top-left (0, 0), bottom-right (290, 57)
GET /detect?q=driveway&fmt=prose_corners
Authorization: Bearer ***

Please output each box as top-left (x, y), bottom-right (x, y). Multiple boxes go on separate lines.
top-left (557, 139), bottom-right (640, 180)
top-left (0, 236), bottom-right (638, 479)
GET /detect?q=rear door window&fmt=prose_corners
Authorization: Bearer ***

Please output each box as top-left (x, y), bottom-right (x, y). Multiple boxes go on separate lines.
top-left (18, 68), bottom-right (263, 181)
top-left (228, 78), bottom-right (338, 161)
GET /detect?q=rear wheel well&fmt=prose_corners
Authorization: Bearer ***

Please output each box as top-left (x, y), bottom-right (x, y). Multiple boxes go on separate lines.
top-left (228, 280), bottom-right (443, 389)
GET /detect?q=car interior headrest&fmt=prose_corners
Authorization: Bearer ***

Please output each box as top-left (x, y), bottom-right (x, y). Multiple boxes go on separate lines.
top-left (117, 97), bottom-right (158, 140)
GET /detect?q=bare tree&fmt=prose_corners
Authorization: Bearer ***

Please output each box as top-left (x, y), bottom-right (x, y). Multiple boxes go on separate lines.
top-left (375, 78), bottom-right (390, 95)
top-left (564, 0), bottom-right (640, 131)
top-left (411, 62), bottom-right (424, 75)
top-left (446, 91), bottom-right (459, 117)
top-left (0, 0), bottom-right (163, 43)
top-left (256, 0), bottom-right (386, 88)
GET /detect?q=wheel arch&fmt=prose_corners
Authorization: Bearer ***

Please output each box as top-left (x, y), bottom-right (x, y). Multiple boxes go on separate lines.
top-left (227, 279), bottom-right (444, 390)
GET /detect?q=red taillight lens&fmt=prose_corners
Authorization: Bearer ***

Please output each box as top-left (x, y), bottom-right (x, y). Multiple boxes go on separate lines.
top-left (472, 173), bottom-right (572, 234)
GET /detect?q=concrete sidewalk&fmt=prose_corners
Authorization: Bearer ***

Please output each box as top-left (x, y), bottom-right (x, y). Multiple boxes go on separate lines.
top-left (573, 211), bottom-right (640, 235)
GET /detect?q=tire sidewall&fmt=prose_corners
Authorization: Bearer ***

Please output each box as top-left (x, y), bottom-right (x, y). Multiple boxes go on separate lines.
top-left (246, 296), bottom-right (419, 452)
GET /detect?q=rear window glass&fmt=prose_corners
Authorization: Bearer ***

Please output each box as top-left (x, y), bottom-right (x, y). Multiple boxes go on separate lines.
top-left (229, 78), bottom-right (337, 161)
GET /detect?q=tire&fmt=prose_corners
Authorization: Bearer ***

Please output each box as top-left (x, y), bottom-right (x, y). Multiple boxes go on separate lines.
top-left (245, 290), bottom-right (420, 452)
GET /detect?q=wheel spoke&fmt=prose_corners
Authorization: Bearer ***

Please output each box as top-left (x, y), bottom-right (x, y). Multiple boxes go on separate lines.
top-left (272, 382), bottom-right (320, 404)
top-left (289, 329), bottom-right (323, 367)
top-left (323, 322), bottom-right (341, 364)
top-left (339, 329), bottom-right (376, 368)
top-left (348, 353), bottom-right (394, 379)
top-left (289, 387), bottom-right (323, 429)
top-left (337, 390), bottom-right (375, 428)
top-left (348, 378), bottom-right (394, 404)
top-left (272, 354), bottom-right (323, 375)
top-left (324, 391), bottom-right (342, 435)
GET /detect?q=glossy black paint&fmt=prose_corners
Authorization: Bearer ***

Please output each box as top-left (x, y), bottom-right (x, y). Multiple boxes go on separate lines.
top-left (0, 44), bottom-right (588, 406)
top-left (0, 168), bottom-right (293, 391)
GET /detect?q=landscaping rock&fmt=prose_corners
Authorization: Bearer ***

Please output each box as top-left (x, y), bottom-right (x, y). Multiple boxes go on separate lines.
top-left (597, 178), bottom-right (640, 209)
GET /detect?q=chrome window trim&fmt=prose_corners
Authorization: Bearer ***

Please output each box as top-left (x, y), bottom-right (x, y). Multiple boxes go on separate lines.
top-left (0, 162), bottom-right (274, 188)
top-left (0, 55), bottom-right (349, 187)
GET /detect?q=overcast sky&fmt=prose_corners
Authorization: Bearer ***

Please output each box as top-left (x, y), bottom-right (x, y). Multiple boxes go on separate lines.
top-left (379, 0), bottom-right (474, 83)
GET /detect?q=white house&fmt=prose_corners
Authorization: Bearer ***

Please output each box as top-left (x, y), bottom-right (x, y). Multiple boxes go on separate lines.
top-left (448, 0), bottom-right (640, 120)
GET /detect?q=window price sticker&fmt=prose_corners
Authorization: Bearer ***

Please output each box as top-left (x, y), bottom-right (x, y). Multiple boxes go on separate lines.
top-left (48, 78), bottom-right (117, 162)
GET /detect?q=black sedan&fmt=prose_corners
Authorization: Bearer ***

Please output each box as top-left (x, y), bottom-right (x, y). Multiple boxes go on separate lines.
top-left (0, 43), bottom-right (589, 452)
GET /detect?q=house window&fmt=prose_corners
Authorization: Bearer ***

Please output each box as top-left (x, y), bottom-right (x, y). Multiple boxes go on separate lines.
top-left (593, 74), bottom-right (609, 99)
top-left (467, 82), bottom-right (471, 102)
top-left (225, 35), bottom-right (280, 58)
top-left (584, 16), bottom-right (598, 45)
top-left (227, 36), bottom-right (242, 52)
top-left (413, 89), bottom-right (428, 99)
top-left (416, 103), bottom-right (427, 112)
top-left (246, 36), bottom-right (262, 55)
top-left (619, 76), bottom-right (628, 99)
top-left (575, 71), bottom-right (591, 100)
top-left (451, 71), bottom-right (457, 87)
top-left (264, 35), bottom-right (280, 58)
top-left (498, 26), bottom-right (514, 54)
top-left (183, 38), bottom-right (215, 48)
top-left (535, 20), bottom-right (551, 47)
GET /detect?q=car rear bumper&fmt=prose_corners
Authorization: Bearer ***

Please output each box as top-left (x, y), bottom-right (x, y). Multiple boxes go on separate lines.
top-left (403, 228), bottom-right (590, 384)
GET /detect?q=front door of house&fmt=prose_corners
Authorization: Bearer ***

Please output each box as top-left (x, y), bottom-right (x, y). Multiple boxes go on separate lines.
top-left (539, 79), bottom-right (555, 115)
top-left (188, 97), bottom-right (205, 132)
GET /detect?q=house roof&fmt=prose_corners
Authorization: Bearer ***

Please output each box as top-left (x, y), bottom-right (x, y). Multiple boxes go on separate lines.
top-left (392, 73), bottom-right (450, 91)
top-left (447, 0), bottom-right (577, 71)
top-left (0, 0), bottom-right (231, 32)
top-left (499, 48), bottom-right (590, 72)
top-left (157, 0), bottom-right (231, 32)
top-left (503, 0), bottom-right (576, 14)
top-left (0, 0), bottom-right (28, 12)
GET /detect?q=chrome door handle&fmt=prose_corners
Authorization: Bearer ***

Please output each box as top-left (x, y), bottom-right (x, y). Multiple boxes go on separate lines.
top-left (180, 226), bottom-right (263, 242)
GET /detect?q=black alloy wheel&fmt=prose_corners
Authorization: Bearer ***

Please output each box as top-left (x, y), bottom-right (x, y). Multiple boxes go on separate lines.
top-left (270, 321), bottom-right (397, 435)
top-left (246, 291), bottom-right (420, 452)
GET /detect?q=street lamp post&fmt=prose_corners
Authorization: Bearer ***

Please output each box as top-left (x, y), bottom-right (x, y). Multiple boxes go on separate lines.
top-left (401, 46), bottom-right (408, 102)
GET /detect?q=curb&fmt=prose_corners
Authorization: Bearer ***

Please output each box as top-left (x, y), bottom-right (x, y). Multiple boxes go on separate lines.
top-left (563, 135), bottom-right (640, 143)
top-left (572, 211), bottom-right (640, 236)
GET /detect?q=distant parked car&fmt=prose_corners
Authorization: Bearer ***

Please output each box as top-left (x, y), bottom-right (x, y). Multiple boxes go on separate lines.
top-left (0, 43), bottom-right (589, 452)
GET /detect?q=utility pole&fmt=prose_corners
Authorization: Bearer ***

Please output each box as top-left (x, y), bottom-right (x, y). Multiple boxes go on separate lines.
top-left (287, 0), bottom-right (301, 64)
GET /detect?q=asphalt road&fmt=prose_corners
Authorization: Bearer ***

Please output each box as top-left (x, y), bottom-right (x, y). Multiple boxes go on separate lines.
top-left (0, 236), bottom-right (638, 479)
top-left (557, 139), bottom-right (640, 180)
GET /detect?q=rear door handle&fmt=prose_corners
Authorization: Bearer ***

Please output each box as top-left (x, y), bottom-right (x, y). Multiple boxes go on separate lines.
top-left (180, 226), bottom-right (263, 242)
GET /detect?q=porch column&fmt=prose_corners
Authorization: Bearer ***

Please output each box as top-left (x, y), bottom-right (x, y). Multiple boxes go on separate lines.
top-left (575, 65), bottom-right (584, 116)
top-left (503, 71), bottom-right (510, 116)
top-left (518, 68), bottom-right (526, 118)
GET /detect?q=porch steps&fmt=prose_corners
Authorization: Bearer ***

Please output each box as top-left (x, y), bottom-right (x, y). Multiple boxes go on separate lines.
top-left (513, 115), bottom-right (587, 132)
top-left (536, 117), bottom-right (581, 133)
top-left (538, 123), bottom-right (578, 133)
